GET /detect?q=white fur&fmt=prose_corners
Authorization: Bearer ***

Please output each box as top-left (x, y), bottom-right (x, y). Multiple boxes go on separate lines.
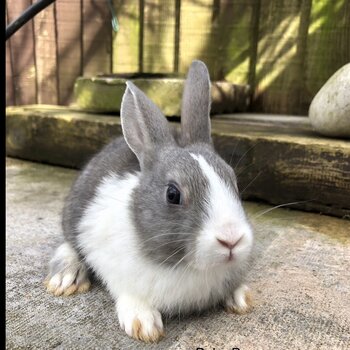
top-left (117, 294), bottom-right (163, 337)
top-left (190, 153), bottom-right (253, 269)
top-left (77, 172), bottom-right (239, 316)
top-left (233, 284), bottom-right (249, 309)
top-left (46, 241), bottom-right (89, 294)
top-left (225, 284), bottom-right (250, 313)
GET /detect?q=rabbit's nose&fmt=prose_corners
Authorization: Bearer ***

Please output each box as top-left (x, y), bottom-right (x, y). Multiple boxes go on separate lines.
top-left (216, 237), bottom-right (242, 250)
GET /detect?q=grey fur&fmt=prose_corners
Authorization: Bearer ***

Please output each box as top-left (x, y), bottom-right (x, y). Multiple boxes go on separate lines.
top-left (180, 60), bottom-right (212, 146)
top-left (60, 60), bottom-right (247, 278)
top-left (132, 142), bottom-right (240, 266)
top-left (121, 82), bottom-right (175, 169)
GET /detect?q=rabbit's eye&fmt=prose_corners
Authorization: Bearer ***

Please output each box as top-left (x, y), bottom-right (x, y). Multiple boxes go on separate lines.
top-left (166, 184), bottom-right (181, 205)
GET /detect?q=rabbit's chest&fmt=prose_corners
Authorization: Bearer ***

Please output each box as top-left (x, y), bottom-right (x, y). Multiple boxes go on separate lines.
top-left (146, 266), bottom-right (230, 313)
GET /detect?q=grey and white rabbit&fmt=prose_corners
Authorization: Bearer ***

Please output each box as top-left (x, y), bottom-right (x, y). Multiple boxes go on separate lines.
top-left (45, 60), bottom-right (254, 343)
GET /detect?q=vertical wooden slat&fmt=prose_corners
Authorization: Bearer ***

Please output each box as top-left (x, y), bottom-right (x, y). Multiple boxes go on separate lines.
top-left (142, 0), bottom-right (176, 73)
top-left (294, 0), bottom-right (312, 114)
top-left (82, 0), bottom-right (112, 76)
top-left (179, 0), bottom-right (255, 83)
top-left (218, 0), bottom-right (256, 85)
top-left (7, 0), bottom-right (37, 105)
top-left (139, 0), bottom-right (144, 72)
top-left (179, 0), bottom-right (213, 75)
top-left (33, 2), bottom-right (58, 104)
top-left (6, 6), bottom-right (15, 106)
top-left (253, 0), bottom-right (310, 114)
top-left (248, 0), bottom-right (261, 92)
top-left (55, 0), bottom-right (83, 105)
top-left (174, 0), bottom-right (181, 72)
top-left (305, 0), bottom-right (350, 113)
top-left (112, 0), bottom-right (140, 73)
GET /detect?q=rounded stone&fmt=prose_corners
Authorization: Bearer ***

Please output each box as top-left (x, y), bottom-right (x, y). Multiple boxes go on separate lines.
top-left (308, 63), bottom-right (350, 138)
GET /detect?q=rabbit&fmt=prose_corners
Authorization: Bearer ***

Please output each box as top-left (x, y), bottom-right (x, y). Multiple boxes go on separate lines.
top-left (45, 60), bottom-right (254, 343)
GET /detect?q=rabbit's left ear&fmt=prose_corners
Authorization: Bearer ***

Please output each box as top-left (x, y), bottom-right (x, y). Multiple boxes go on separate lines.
top-left (121, 81), bottom-right (175, 168)
top-left (180, 60), bottom-right (212, 146)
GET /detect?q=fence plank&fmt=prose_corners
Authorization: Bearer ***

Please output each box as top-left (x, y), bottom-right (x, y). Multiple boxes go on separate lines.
top-left (112, 0), bottom-right (140, 73)
top-left (82, 0), bottom-right (112, 76)
top-left (7, 0), bottom-right (37, 105)
top-left (33, 3), bottom-right (58, 104)
top-left (253, 0), bottom-right (311, 115)
top-left (142, 0), bottom-right (176, 73)
top-left (6, 8), bottom-right (15, 106)
top-left (305, 0), bottom-right (350, 113)
top-left (179, 0), bottom-right (255, 83)
top-left (214, 0), bottom-right (256, 85)
top-left (55, 0), bottom-right (83, 105)
top-left (179, 0), bottom-right (213, 76)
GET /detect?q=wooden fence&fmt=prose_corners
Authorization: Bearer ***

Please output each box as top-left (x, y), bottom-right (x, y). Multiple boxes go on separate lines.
top-left (6, 0), bottom-right (350, 115)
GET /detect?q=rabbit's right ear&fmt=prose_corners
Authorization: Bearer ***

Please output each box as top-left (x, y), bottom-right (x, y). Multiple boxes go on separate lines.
top-left (181, 60), bottom-right (212, 146)
top-left (121, 82), bottom-right (175, 169)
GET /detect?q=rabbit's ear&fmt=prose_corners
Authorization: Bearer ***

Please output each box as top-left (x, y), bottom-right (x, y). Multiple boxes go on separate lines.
top-left (121, 81), bottom-right (175, 168)
top-left (180, 60), bottom-right (212, 146)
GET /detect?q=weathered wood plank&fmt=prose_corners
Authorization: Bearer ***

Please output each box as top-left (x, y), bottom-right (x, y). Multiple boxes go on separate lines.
top-left (7, 0), bottom-right (37, 105)
top-left (33, 3), bottom-right (58, 104)
top-left (55, 0), bottom-right (82, 105)
top-left (112, 0), bottom-right (140, 73)
top-left (82, 0), bottom-right (112, 75)
top-left (6, 106), bottom-right (123, 169)
top-left (6, 106), bottom-right (350, 218)
top-left (253, 0), bottom-right (311, 115)
top-left (142, 0), bottom-right (176, 73)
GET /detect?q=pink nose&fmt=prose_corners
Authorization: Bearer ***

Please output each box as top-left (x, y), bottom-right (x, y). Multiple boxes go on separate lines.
top-left (216, 237), bottom-right (242, 250)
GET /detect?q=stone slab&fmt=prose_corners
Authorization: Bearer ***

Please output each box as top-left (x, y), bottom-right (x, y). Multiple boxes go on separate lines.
top-left (73, 77), bottom-right (251, 115)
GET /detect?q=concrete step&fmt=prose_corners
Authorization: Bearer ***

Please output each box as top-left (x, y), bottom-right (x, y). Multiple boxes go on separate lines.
top-left (6, 105), bottom-right (350, 218)
top-left (6, 157), bottom-right (350, 349)
top-left (73, 76), bottom-right (251, 115)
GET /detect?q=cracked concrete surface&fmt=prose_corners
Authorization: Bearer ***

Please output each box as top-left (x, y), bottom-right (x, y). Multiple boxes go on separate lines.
top-left (6, 158), bottom-right (350, 349)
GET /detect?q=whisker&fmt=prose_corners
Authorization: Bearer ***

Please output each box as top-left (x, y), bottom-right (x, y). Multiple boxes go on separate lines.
top-left (234, 142), bottom-right (260, 171)
top-left (252, 200), bottom-right (315, 219)
top-left (143, 238), bottom-right (194, 250)
top-left (239, 171), bottom-right (262, 195)
top-left (228, 139), bottom-right (240, 167)
top-left (169, 248), bottom-right (196, 273)
top-left (235, 162), bottom-right (256, 178)
top-left (158, 246), bottom-right (186, 268)
top-left (175, 260), bottom-right (193, 288)
top-left (138, 232), bottom-right (194, 245)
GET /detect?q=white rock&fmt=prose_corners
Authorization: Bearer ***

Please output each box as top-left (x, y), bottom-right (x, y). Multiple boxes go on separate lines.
top-left (308, 63), bottom-right (350, 138)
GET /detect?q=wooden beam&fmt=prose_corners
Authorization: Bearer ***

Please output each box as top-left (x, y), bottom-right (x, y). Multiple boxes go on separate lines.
top-left (6, 106), bottom-right (350, 218)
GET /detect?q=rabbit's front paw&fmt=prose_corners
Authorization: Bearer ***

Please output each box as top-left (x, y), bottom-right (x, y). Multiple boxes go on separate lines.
top-left (225, 284), bottom-right (253, 315)
top-left (117, 295), bottom-right (164, 343)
